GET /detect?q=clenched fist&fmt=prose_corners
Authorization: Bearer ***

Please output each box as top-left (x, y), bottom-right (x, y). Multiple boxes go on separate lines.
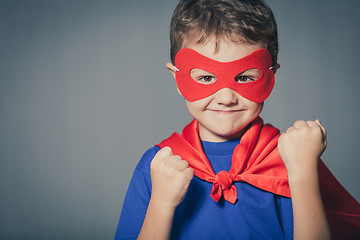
top-left (278, 121), bottom-right (332, 239)
top-left (150, 147), bottom-right (194, 210)
top-left (278, 119), bottom-right (327, 175)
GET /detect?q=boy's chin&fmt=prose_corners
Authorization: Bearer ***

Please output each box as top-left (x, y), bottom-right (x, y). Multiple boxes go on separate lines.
top-left (220, 127), bottom-right (249, 140)
top-left (199, 124), bottom-right (249, 142)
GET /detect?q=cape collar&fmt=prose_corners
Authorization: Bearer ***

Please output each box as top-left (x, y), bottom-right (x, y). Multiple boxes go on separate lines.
top-left (158, 117), bottom-right (290, 203)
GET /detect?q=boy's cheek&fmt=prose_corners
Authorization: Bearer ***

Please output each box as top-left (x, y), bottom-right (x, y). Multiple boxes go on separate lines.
top-left (176, 86), bottom-right (182, 96)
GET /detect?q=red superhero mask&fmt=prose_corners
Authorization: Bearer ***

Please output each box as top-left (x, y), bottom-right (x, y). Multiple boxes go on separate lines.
top-left (175, 48), bottom-right (275, 103)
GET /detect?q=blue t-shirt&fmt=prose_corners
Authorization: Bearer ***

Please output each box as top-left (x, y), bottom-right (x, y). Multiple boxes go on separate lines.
top-left (115, 138), bottom-right (294, 239)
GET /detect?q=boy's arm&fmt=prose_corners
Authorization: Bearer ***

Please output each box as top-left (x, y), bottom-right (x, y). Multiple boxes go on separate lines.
top-left (278, 120), bottom-right (331, 240)
top-left (137, 147), bottom-right (194, 240)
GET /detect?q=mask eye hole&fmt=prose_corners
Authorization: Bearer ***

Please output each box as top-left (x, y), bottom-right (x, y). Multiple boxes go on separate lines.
top-left (235, 68), bottom-right (261, 83)
top-left (190, 68), bottom-right (217, 85)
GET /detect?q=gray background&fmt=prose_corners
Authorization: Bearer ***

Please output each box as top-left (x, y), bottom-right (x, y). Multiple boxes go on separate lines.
top-left (1, 0), bottom-right (359, 239)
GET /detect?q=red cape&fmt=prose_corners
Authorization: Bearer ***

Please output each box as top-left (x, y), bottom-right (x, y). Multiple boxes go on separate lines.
top-left (157, 117), bottom-right (360, 239)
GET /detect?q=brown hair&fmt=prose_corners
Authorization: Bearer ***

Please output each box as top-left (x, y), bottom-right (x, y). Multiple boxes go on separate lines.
top-left (170, 0), bottom-right (278, 65)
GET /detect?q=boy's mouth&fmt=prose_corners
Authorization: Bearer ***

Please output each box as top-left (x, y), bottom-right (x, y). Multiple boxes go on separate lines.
top-left (208, 109), bottom-right (244, 114)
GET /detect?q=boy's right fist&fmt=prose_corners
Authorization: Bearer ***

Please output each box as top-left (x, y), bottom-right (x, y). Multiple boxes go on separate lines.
top-left (150, 146), bottom-right (194, 210)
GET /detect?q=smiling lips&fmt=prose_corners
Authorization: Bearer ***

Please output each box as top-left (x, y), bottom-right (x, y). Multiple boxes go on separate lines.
top-left (208, 109), bottom-right (244, 114)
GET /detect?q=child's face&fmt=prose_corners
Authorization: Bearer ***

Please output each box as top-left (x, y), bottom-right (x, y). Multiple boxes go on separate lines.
top-left (167, 36), bottom-right (265, 142)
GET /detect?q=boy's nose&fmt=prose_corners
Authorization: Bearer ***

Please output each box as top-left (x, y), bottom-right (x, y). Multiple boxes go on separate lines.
top-left (214, 88), bottom-right (238, 105)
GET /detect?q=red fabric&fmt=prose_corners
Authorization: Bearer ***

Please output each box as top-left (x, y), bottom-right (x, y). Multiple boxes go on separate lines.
top-left (175, 48), bottom-right (274, 103)
top-left (156, 117), bottom-right (360, 238)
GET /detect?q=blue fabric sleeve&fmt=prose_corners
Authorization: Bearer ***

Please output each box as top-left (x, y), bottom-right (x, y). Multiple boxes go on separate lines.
top-left (114, 146), bottom-right (160, 240)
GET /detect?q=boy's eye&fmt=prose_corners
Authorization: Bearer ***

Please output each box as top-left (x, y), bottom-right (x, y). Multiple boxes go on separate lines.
top-left (235, 76), bottom-right (253, 83)
top-left (235, 68), bottom-right (261, 83)
top-left (190, 68), bottom-right (217, 85)
top-left (198, 75), bottom-right (216, 83)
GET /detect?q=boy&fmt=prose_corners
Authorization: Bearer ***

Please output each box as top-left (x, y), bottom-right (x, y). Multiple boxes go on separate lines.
top-left (115, 0), bottom-right (360, 239)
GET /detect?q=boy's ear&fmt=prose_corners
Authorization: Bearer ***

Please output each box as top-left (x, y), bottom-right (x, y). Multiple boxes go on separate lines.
top-left (166, 62), bottom-right (183, 96)
top-left (272, 63), bottom-right (280, 74)
top-left (166, 62), bottom-right (177, 78)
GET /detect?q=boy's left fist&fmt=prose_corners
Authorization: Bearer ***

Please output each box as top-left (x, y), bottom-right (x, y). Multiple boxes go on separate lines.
top-left (278, 119), bottom-right (327, 174)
